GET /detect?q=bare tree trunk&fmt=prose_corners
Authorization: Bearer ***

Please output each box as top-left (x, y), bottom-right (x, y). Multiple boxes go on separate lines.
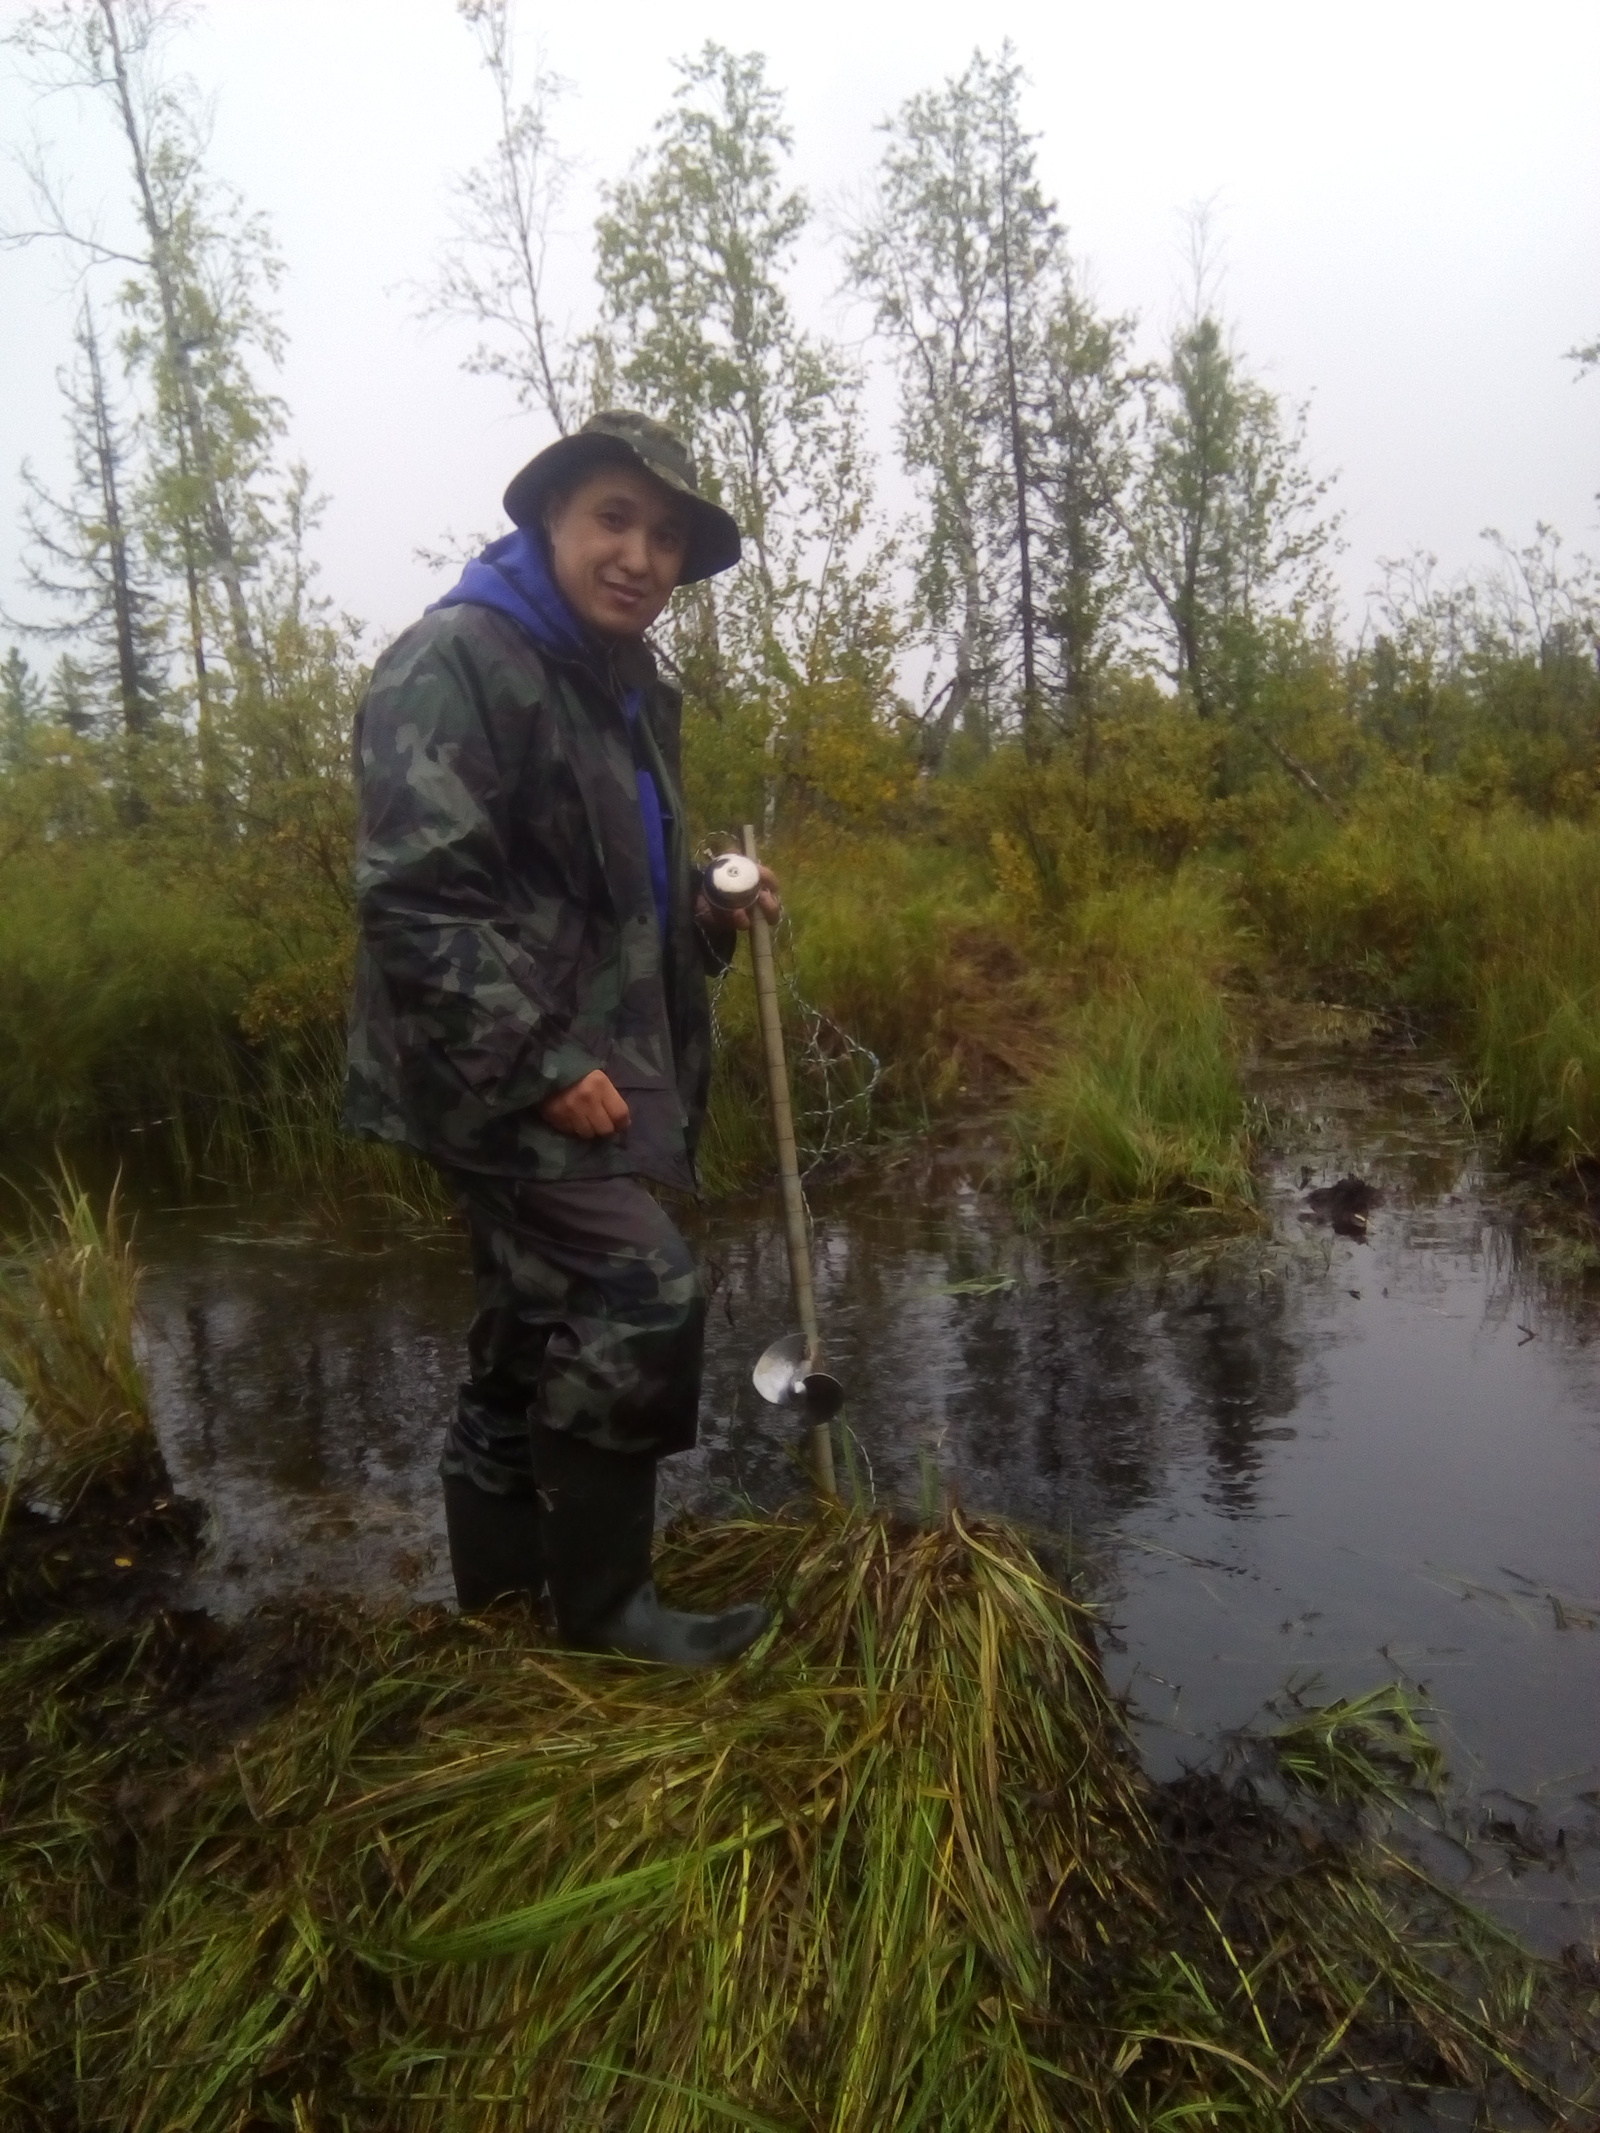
top-left (735, 396), bottom-right (787, 839)
top-left (170, 426), bottom-right (223, 811)
top-left (934, 527), bottom-right (987, 766)
top-left (80, 305), bottom-right (147, 738)
top-left (1246, 721), bottom-right (1342, 814)
top-left (1176, 561), bottom-right (1208, 715)
top-left (996, 109), bottom-right (1041, 762)
top-left (475, 0), bottom-right (572, 432)
top-left (181, 521), bottom-right (221, 799)
top-left (97, 0), bottom-right (258, 684)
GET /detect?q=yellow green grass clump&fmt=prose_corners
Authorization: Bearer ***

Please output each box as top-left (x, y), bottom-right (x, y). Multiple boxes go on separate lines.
top-left (0, 1169), bottom-right (158, 1524)
top-left (2, 1510), bottom-right (1586, 2130)
top-left (1011, 973), bottom-right (1257, 1223)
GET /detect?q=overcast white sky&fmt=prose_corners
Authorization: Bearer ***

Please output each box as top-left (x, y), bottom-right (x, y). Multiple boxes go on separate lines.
top-left (1, 0), bottom-right (1596, 654)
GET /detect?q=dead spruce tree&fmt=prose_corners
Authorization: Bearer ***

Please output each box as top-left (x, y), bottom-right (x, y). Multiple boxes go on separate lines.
top-left (10, 299), bottom-right (166, 754)
top-left (5, 0), bottom-right (288, 734)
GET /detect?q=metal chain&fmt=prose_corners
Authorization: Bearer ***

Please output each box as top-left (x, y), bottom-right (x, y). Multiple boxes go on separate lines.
top-left (708, 908), bottom-right (883, 1177)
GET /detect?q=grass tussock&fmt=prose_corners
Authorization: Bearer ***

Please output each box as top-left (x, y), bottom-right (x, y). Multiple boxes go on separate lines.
top-left (1, 1510), bottom-right (1585, 2130)
top-left (1012, 977), bottom-right (1257, 1222)
top-left (0, 1169), bottom-right (158, 1521)
top-left (1011, 875), bottom-right (1261, 1225)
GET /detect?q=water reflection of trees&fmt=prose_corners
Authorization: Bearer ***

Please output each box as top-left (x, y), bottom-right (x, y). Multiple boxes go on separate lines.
top-left (140, 1183), bottom-right (1325, 1570)
top-left (939, 1261), bottom-right (1305, 1527)
top-left (143, 1242), bottom-right (468, 1497)
top-left (696, 1185), bottom-right (1317, 1533)
top-left (951, 1277), bottom-right (1166, 1515)
top-left (125, 1097), bottom-right (1600, 1619)
top-left (1159, 1272), bottom-right (1301, 1514)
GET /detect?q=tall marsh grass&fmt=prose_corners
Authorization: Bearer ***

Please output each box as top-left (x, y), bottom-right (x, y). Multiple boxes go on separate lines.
top-left (205, 1023), bottom-right (458, 1225)
top-left (784, 836), bottom-right (988, 1111)
top-left (1011, 874), bottom-right (1261, 1222)
top-left (1013, 976), bottom-right (1257, 1220)
top-left (0, 845), bottom-right (244, 1150)
top-left (0, 1510), bottom-right (1581, 2129)
top-left (1248, 792), bottom-right (1600, 1162)
top-left (698, 837), bottom-right (993, 1191)
top-left (0, 1170), bottom-right (158, 1518)
top-left (5, 786), bottom-right (1596, 1210)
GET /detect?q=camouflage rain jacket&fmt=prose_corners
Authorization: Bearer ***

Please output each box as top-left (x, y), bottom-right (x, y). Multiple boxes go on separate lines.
top-left (344, 532), bottom-right (725, 1191)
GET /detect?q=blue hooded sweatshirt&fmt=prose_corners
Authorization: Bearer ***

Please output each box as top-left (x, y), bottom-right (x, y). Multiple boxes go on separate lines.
top-left (430, 528), bottom-right (671, 940)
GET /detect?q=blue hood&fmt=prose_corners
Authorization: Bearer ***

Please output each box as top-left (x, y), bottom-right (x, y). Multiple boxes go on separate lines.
top-left (431, 526), bottom-right (590, 662)
top-left (431, 530), bottom-right (670, 941)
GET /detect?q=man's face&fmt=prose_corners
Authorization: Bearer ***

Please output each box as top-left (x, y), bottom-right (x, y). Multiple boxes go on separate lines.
top-left (546, 464), bottom-right (690, 637)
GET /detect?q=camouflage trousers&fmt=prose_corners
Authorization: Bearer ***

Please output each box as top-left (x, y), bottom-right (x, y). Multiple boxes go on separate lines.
top-left (438, 1171), bottom-right (705, 1495)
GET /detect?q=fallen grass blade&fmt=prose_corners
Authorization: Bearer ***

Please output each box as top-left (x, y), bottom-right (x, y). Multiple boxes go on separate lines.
top-left (399, 1822), bottom-right (788, 1964)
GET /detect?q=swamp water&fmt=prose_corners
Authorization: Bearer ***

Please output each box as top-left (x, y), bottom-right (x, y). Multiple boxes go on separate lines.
top-left (135, 1041), bottom-right (1600, 1955)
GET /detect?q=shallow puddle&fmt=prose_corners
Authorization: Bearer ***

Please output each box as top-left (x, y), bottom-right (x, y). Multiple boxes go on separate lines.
top-left (134, 1042), bottom-right (1600, 1951)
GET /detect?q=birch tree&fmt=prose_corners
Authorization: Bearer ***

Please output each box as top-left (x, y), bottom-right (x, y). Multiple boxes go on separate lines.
top-left (421, 0), bottom-right (583, 436)
top-left (850, 50), bottom-right (1131, 766)
top-left (1029, 280), bottom-right (1140, 764)
top-left (597, 44), bottom-right (888, 825)
top-left (1120, 237), bottom-right (1340, 720)
top-left (846, 57), bottom-right (1003, 767)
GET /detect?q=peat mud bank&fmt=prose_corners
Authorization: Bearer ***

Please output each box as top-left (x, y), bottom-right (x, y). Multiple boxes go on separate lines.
top-left (0, 1479), bottom-right (203, 1634)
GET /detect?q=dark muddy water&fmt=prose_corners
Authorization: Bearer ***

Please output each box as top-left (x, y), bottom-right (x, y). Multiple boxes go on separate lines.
top-left (135, 1043), bottom-right (1600, 1951)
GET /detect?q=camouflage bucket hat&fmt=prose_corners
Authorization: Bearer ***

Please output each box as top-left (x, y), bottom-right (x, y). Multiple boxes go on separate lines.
top-left (503, 409), bottom-right (742, 584)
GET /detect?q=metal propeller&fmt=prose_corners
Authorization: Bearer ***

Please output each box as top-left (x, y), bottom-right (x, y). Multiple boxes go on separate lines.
top-left (751, 1332), bottom-right (844, 1419)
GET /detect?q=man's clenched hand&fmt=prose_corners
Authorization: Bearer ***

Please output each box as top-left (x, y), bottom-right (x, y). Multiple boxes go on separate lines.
top-left (539, 1069), bottom-right (631, 1138)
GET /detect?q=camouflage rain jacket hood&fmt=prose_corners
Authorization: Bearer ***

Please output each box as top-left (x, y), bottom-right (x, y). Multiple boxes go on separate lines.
top-left (344, 531), bottom-right (724, 1191)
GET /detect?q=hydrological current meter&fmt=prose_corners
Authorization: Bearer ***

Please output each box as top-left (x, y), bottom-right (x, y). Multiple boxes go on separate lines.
top-left (700, 850), bottom-right (764, 915)
top-left (703, 830), bottom-right (843, 1500)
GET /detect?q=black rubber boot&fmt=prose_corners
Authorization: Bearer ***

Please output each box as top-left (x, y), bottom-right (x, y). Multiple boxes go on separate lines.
top-left (530, 1424), bottom-right (770, 1667)
top-left (442, 1476), bottom-right (544, 1610)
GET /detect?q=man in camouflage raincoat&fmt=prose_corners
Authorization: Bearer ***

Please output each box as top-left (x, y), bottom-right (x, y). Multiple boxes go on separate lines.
top-left (345, 410), bottom-right (771, 1666)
